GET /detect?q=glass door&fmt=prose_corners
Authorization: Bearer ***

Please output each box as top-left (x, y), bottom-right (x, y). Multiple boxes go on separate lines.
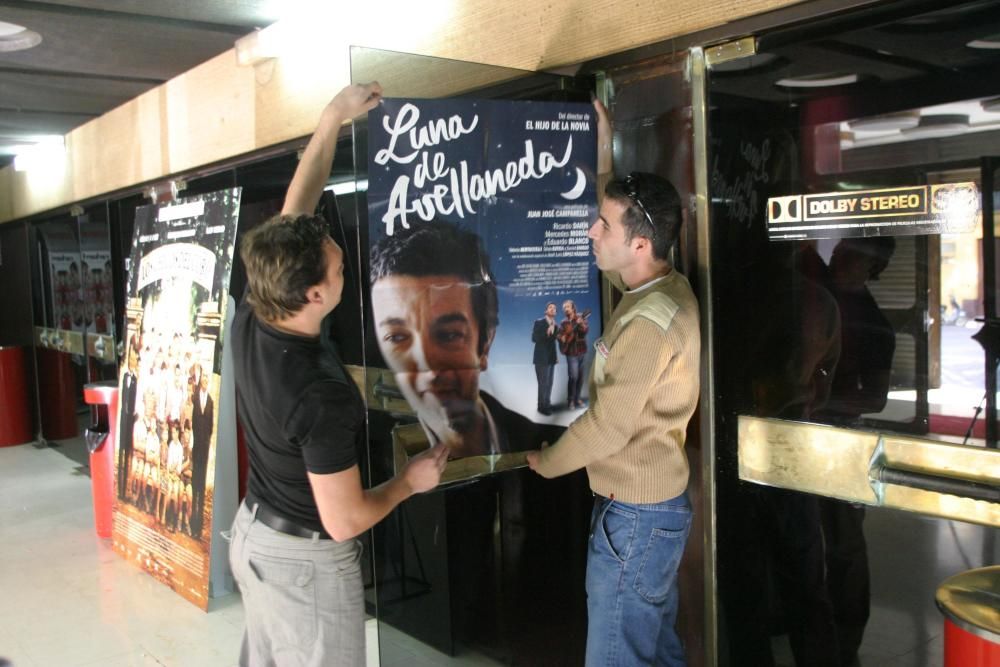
top-left (706, 3), bottom-right (1000, 665)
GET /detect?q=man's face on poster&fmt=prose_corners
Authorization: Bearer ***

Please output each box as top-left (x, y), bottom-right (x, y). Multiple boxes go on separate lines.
top-left (546, 303), bottom-right (557, 318)
top-left (372, 274), bottom-right (489, 446)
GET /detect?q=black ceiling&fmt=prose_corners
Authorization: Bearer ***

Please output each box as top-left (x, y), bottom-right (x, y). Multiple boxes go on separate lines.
top-left (711, 0), bottom-right (1000, 118)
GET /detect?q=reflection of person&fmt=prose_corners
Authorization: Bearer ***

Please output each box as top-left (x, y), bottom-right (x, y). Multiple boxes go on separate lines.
top-left (816, 236), bottom-right (896, 667)
top-left (189, 373), bottom-right (213, 539)
top-left (117, 337), bottom-right (139, 500)
top-left (531, 303), bottom-right (558, 415)
top-left (721, 240), bottom-right (842, 667)
top-left (558, 300), bottom-right (589, 409)
top-left (229, 83), bottom-right (446, 667)
top-left (371, 220), bottom-right (560, 459)
top-left (528, 161), bottom-right (701, 664)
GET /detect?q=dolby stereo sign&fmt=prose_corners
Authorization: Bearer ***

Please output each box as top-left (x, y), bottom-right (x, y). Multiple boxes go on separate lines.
top-left (767, 183), bottom-right (980, 240)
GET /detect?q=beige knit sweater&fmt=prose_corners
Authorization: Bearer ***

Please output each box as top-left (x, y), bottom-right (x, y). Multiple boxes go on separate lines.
top-left (533, 269), bottom-right (700, 503)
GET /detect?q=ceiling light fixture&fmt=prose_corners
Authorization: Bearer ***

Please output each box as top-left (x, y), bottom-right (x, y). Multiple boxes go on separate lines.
top-left (0, 21), bottom-right (41, 52)
top-left (848, 111), bottom-right (921, 132)
top-left (968, 34), bottom-right (1000, 49)
top-left (900, 114), bottom-right (970, 139)
top-left (775, 72), bottom-right (859, 88)
top-left (12, 136), bottom-right (65, 173)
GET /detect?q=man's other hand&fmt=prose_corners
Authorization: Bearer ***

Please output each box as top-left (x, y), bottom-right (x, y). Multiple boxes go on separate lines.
top-left (403, 443), bottom-right (448, 494)
top-left (526, 441), bottom-right (550, 473)
top-left (593, 97), bottom-right (612, 175)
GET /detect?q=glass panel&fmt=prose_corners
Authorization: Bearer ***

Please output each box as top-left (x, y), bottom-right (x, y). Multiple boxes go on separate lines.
top-left (77, 204), bottom-right (117, 383)
top-left (351, 47), bottom-right (586, 665)
top-left (708, 2), bottom-right (1000, 665)
top-left (32, 213), bottom-right (87, 438)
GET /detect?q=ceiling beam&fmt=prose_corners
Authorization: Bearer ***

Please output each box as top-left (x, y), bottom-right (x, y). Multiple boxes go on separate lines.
top-left (0, 0), bottom-right (257, 34)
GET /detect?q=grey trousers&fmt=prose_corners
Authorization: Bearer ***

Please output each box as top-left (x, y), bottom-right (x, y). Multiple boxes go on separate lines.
top-left (230, 501), bottom-right (364, 667)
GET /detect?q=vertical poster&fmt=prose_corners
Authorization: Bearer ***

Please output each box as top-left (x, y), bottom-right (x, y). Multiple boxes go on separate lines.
top-left (79, 218), bottom-right (115, 338)
top-left (113, 188), bottom-right (241, 609)
top-left (367, 98), bottom-right (600, 481)
top-left (40, 223), bottom-right (83, 333)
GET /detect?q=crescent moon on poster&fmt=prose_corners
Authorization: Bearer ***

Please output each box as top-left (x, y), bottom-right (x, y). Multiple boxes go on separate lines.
top-left (560, 168), bottom-right (586, 200)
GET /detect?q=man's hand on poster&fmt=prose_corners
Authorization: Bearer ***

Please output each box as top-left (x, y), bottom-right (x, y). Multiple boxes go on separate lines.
top-left (326, 82), bottom-right (384, 124)
top-left (283, 82), bottom-right (384, 216)
top-left (526, 441), bottom-right (550, 474)
top-left (593, 96), bottom-right (612, 175)
top-left (404, 442), bottom-right (450, 493)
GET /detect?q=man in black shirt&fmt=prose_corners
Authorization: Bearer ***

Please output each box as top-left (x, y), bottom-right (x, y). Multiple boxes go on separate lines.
top-left (229, 82), bottom-right (447, 667)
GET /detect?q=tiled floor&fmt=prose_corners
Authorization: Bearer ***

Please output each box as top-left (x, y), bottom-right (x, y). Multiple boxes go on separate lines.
top-left (1, 434), bottom-right (995, 666)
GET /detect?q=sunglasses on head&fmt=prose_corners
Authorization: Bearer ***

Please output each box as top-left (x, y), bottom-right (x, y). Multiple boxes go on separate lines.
top-left (623, 173), bottom-right (656, 240)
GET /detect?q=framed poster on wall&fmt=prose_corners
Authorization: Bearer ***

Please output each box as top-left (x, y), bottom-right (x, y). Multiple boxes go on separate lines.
top-left (367, 98), bottom-right (600, 481)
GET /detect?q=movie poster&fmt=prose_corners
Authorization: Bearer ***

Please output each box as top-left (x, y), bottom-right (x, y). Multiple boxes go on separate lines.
top-left (40, 222), bottom-right (84, 333)
top-left (79, 218), bottom-right (114, 338)
top-left (112, 188), bottom-right (241, 609)
top-left (367, 98), bottom-right (600, 481)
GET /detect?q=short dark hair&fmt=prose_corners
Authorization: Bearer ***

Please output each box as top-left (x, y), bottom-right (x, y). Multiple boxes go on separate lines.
top-left (370, 220), bottom-right (498, 355)
top-left (240, 214), bottom-right (329, 321)
top-left (605, 172), bottom-right (682, 262)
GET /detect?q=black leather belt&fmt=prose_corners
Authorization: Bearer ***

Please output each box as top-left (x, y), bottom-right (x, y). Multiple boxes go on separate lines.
top-left (245, 493), bottom-right (331, 540)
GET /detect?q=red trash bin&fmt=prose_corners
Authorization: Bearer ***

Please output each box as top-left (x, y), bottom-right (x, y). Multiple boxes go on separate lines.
top-left (0, 346), bottom-right (32, 447)
top-left (37, 347), bottom-right (78, 440)
top-left (83, 381), bottom-right (118, 539)
top-left (936, 566), bottom-right (1000, 666)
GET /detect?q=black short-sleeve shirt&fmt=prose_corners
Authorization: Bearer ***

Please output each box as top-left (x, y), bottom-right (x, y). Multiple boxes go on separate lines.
top-left (232, 300), bottom-right (362, 531)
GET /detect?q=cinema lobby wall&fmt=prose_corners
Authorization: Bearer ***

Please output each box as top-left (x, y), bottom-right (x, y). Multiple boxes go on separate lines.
top-left (0, 0), bottom-right (812, 225)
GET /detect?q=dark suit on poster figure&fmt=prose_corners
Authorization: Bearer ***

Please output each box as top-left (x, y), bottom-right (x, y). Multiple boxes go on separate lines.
top-left (190, 375), bottom-right (214, 538)
top-left (531, 303), bottom-right (559, 415)
top-left (117, 341), bottom-right (139, 500)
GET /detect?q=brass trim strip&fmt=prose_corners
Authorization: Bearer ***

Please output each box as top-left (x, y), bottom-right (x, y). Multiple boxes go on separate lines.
top-left (704, 37), bottom-right (757, 68)
top-left (34, 326), bottom-right (85, 355)
top-left (85, 333), bottom-right (117, 362)
top-left (739, 416), bottom-right (1000, 527)
top-left (690, 45), bottom-right (719, 667)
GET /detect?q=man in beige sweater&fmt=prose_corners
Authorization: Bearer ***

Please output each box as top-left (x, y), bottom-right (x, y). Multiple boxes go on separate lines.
top-left (527, 156), bottom-right (700, 664)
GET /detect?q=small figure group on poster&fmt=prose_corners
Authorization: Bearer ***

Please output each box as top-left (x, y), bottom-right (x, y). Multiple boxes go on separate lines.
top-left (531, 300), bottom-right (591, 414)
top-left (117, 327), bottom-right (214, 540)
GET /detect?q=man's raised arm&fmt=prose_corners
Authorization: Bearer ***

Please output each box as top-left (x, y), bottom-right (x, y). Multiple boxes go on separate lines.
top-left (282, 82), bottom-right (383, 216)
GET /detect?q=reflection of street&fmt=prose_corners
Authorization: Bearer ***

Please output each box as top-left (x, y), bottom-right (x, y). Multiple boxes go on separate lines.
top-left (887, 323), bottom-right (988, 419)
top-left (940, 323), bottom-right (985, 390)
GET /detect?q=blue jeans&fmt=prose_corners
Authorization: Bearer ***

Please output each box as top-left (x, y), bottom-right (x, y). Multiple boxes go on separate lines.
top-left (585, 492), bottom-right (692, 667)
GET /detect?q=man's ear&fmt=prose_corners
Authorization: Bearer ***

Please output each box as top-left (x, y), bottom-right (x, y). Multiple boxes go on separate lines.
top-left (306, 286), bottom-right (324, 304)
top-left (479, 328), bottom-right (497, 371)
top-left (631, 235), bottom-right (651, 255)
